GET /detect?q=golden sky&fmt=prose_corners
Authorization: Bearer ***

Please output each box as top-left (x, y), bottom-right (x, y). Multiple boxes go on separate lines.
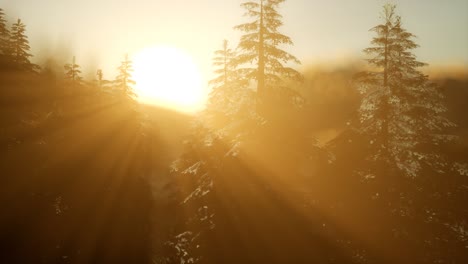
top-left (2, 0), bottom-right (467, 110)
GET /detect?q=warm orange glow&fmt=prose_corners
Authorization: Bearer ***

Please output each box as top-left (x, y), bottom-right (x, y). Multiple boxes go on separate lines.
top-left (133, 46), bottom-right (204, 112)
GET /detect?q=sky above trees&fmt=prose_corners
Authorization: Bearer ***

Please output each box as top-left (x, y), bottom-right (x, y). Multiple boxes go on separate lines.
top-left (1, 0), bottom-right (467, 82)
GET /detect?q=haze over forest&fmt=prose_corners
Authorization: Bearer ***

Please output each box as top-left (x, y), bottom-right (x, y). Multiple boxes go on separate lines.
top-left (0, 1), bottom-right (467, 264)
top-left (2, 0), bottom-right (468, 106)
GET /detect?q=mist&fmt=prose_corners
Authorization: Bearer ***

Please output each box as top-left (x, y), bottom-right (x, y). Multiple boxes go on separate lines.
top-left (1, 2), bottom-right (468, 264)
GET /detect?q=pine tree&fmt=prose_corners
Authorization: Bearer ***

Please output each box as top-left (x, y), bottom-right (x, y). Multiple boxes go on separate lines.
top-left (206, 40), bottom-right (255, 127)
top-left (234, 0), bottom-right (302, 106)
top-left (114, 54), bottom-right (137, 103)
top-left (0, 8), bottom-right (10, 56)
top-left (355, 4), bottom-right (455, 177)
top-left (209, 39), bottom-right (237, 89)
top-left (64, 56), bottom-right (82, 87)
top-left (344, 6), bottom-right (466, 262)
top-left (10, 19), bottom-right (36, 71)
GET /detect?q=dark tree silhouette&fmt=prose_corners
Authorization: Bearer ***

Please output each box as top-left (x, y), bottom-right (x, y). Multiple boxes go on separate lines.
top-left (64, 56), bottom-right (82, 88)
top-left (234, 0), bottom-right (302, 107)
top-left (115, 54), bottom-right (136, 102)
top-left (0, 8), bottom-right (10, 57)
top-left (10, 19), bottom-right (36, 71)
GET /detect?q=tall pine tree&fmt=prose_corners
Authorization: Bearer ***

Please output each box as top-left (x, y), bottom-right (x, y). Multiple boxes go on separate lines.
top-left (234, 0), bottom-right (302, 107)
top-left (344, 6), bottom-right (467, 262)
top-left (0, 8), bottom-right (10, 57)
top-left (355, 4), bottom-right (455, 178)
top-left (10, 19), bottom-right (36, 71)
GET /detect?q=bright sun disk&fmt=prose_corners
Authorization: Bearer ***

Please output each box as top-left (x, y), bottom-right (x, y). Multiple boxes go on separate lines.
top-left (132, 46), bottom-right (204, 112)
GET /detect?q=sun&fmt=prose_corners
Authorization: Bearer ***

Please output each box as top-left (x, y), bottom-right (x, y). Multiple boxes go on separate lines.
top-left (132, 46), bottom-right (204, 112)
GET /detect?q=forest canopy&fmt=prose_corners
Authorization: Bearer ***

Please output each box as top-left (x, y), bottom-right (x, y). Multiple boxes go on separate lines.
top-left (0, 2), bottom-right (467, 264)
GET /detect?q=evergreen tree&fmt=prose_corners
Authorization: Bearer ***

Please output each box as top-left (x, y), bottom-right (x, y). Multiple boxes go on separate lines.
top-left (209, 39), bottom-right (237, 89)
top-left (10, 19), bottom-right (36, 71)
top-left (115, 54), bottom-right (136, 102)
top-left (0, 8), bottom-right (10, 56)
top-left (234, 0), bottom-right (302, 106)
top-left (355, 4), bottom-right (455, 177)
top-left (327, 6), bottom-right (467, 262)
top-left (64, 56), bottom-right (82, 87)
top-left (206, 39), bottom-right (256, 128)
